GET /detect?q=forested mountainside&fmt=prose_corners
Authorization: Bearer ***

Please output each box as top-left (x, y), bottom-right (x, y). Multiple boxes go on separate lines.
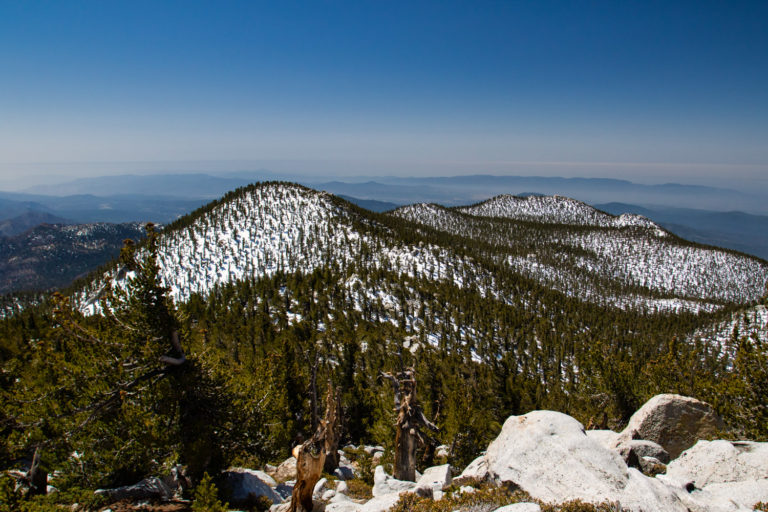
top-left (1, 182), bottom-right (766, 509)
top-left (0, 222), bottom-right (146, 294)
top-left (79, 183), bottom-right (768, 314)
top-left (395, 199), bottom-right (766, 311)
top-left (458, 194), bottom-right (662, 230)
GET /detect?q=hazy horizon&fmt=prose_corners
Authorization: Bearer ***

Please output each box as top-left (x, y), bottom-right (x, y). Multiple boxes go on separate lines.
top-left (1, 2), bottom-right (767, 194)
top-left (2, 160), bottom-right (768, 197)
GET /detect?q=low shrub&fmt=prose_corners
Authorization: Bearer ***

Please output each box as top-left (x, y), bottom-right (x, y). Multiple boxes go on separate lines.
top-left (344, 478), bottom-right (373, 500)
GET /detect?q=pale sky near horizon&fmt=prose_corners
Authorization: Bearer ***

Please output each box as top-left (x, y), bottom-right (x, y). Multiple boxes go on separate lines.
top-left (1, 1), bottom-right (767, 192)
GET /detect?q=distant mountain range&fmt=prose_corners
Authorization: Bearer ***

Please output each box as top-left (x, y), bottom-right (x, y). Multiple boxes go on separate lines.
top-left (0, 222), bottom-right (146, 294)
top-left (17, 172), bottom-right (768, 214)
top-left (0, 190), bottom-right (206, 224)
top-left (0, 211), bottom-right (71, 237)
top-left (1, 173), bottom-right (766, 261)
top-left (24, 173), bottom-right (255, 199)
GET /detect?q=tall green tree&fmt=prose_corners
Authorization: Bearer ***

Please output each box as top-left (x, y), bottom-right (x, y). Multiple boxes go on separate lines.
top-left (3, 225), bottom-right (232, 488)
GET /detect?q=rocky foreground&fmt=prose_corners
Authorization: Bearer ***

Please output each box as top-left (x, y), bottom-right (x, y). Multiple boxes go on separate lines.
top-left (95, 394), bottom-right (767, 512)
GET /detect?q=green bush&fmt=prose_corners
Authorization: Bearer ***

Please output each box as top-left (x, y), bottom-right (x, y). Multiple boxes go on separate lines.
top-left (390, 486), bottom-right (530, 512)
top-left (192, 473), bottom-right (228, 512)
top-left (0, 474), bottom-right (21, 512)
top-left (390, 485), bottom-right (625, 512)
top-left (344, 478), bottom-right (373, 500)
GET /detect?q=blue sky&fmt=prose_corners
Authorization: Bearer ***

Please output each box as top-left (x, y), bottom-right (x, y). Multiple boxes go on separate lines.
top-left (1, 1), bottom-right (767, 190)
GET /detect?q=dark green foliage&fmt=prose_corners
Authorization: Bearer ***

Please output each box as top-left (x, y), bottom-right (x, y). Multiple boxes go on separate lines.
top-left (1, 225), bottom-right (272, 493)
top-left (344, 478), bottom-right (373, 500)
top-left (717, 332), bottom-right (768, 440)
top-left (0, 474), bottom-right (21, 512)
top-left (389, 486), bottom-right (624, 512)
top-left (192, 472), bottom-right (228, 512)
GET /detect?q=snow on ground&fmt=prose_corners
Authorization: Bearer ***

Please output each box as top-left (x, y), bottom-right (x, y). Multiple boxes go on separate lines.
top-left (77, 184), bottom-right (767, 316)
top-left (458, 194), bottom-right (664, 233)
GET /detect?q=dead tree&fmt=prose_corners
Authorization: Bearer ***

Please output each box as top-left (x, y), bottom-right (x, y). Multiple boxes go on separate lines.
top-left (290, 385), bottom-right (341, 512)
top-left (381, 368), bottom-right (438, 481)
top-left (322, 386), bottom-right (342, 474)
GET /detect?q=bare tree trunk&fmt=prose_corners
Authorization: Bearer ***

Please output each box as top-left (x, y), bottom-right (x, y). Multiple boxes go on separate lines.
top-left (290, 439), bottom-right (325, 512)
top-left (381, 369), bottom-right (438, 482)
top-left (323, 386), bottom-right (342, 474)
top-left (290, 383), bottom-right (342, 512)
top-left (393, 415), bottom-right (418, 481)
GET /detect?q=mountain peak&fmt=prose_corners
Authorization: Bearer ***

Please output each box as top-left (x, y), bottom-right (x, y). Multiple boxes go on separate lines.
top-left (459, 194), bottom-right (664, 232)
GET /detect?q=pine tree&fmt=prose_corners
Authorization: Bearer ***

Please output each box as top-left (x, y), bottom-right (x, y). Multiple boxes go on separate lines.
top-left (3, 224), bottom-right (228, 488)
top-left (191, 473), bottom-right (228, 512)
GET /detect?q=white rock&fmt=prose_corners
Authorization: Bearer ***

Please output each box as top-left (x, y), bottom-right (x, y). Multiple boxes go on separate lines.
top-left (322, 489), bottom-right (337, 500)
top-left (336, 480), bottom-right (349, 495)
top-left (330, 492), bottom-right (357, 504)
top-left (668, 440), bottom-right (768, 487)
top-left (325, 501), bottom-right (361, 512)
top-left (274, 456), bottom-right (297, 482)
top-left (616, 439), bottom-right (670, 464)
top-left (615, 394), bottom-right (724, 460)
top-left (372, 465), bottom-right (416, 497)
top-left (250, 469), bottom-right (278, 488)
top-left (359, 493), bottom-right (403, 512)
top-left (435, 444), bottom-right (450, 459)
top-left (622, 468), bottom-right (689, 511)
top-left (221, 468), bottom-right (283, 506)
top-left (665, 439), bottom-right (768, 510)
top-left (483, 410), bottom-right (688, 511)
top-left (326, 491), bottom-right (403, 512)
top-left (492, 504), bottom-right (542, 512)
top-left (415, 464), bottom-right (452, 496)
top-left (314, 477), bottom-right (329, 498)
top-left (454, 455), bottom-right (489, 485)
top-left (585, 429), bottom-right (620, 449)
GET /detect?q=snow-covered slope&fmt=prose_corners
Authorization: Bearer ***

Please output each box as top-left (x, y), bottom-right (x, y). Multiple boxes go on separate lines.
top-left (693, 304), bottom-right (768, 349)
top-left (148, 184), bottom-right (478, 304)
top-left (393, 201), bottom-right (768, 311)
top-left (459, 194), bottom-right (664, 233)
top-left (79, 183), bottom-right (768, 315)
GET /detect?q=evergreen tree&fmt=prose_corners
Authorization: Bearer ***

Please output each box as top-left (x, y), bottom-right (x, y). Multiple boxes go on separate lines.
top-left (3, 225), bottom-right (233, 488)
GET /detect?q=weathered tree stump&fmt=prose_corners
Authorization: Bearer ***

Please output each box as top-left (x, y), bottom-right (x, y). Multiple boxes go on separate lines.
top-left (290, 384), bottom-right (342, 512)
top-left (381, 368), bottom-right (438, 481)
top-left (290, 438), bottom-right (325, 512)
